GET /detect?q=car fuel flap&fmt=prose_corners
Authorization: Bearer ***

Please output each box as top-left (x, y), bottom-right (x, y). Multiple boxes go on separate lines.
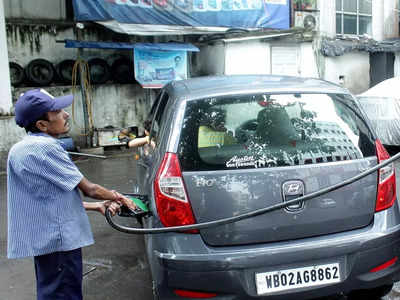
top-left (182, 158), bottom-right (377, 246)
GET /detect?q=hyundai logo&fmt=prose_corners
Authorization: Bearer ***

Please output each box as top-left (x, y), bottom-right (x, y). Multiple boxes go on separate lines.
top-left (282, 180), bottom-right (305, 212)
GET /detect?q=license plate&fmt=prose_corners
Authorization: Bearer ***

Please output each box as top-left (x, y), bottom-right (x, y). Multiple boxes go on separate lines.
top-left (255, 263), bottom-right (341, 295)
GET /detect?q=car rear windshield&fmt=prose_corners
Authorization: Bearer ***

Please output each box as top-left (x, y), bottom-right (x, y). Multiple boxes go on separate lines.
top-left (178, 93), bottom-right (376, 171)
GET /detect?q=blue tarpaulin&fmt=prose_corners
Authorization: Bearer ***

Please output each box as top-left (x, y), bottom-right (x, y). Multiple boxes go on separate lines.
top-left (72, 0), bottom-right (290, 35)
top-left (64, 39), bottom-right (200, 51)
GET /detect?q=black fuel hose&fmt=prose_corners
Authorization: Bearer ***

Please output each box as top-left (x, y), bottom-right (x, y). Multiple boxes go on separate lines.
top-left (105, 151), bottom-right (400, 234)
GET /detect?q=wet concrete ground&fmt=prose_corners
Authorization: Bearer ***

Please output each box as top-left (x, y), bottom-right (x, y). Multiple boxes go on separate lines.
top-left (1, 151), bottom-right (400, 300)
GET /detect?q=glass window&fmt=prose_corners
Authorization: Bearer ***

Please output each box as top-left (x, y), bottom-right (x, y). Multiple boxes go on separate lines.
top-left (343, 15), bottom-right (357, 35)
top-left (149, 92), bottom-right (170, 148)
top-left (178, 93), bottom-right (375, 171)
top-left (336, 0), bottom-right (372, 36)
top-left (336, 14), bottom-right (342, 34)
top-left (359, 15), bottom-right (372, 35)
top-left (343, 0), bottom-right (357, 13)
top-left (359, 0), bottom-right (372, 14)
top-left (336, 0), bottom-right (342, 11)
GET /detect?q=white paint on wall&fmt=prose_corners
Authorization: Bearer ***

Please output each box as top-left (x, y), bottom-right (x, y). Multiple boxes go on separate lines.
top-left (0, 117), bottom-right (25, 152)
top-left (225, 41), bottom-right (270, 75)
top-left (4, 0), bottom-right (67, 20)
top-left (0, 0), bottom-right (12, 114)
top-left (324, 52), bottom-right (370, 95)
top-left (271, 45), bottom-right (299, 76)
top-left (299, 43), bottom-right (319, 78)
top-left (197, 40), bottom-right (319, 79)
top-left (7, 26), bottom-right (77, 67)
top-left (195, 43), bottom-right (225, 76)
top-left (6, 25), bottom-right (127, 69)
top-left (318, 0), bottom-right (336, 38)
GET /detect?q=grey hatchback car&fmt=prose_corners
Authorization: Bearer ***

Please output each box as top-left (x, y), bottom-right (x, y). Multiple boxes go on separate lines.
top-left (134, 75), bottom-right (400, 299)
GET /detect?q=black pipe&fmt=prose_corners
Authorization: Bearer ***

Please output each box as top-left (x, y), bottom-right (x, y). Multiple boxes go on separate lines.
top-left (106, 151), bottom-right (400, 234)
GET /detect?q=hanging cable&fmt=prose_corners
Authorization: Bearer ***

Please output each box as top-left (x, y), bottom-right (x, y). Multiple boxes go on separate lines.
top-left (71, 59), bottom-right (95, 136)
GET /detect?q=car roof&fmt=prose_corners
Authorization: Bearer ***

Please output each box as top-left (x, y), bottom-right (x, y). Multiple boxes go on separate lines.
top-left (167, 75), bottom-right (349, 101)
top-left (358, 76), bottom-right (400, 98)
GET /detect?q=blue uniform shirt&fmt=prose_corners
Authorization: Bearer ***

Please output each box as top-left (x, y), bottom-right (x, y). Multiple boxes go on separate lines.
top-left (7, 133), bottom-right (94, 259)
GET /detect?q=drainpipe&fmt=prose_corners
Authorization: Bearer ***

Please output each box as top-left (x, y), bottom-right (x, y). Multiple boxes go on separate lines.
top-left (0, 0), bottom-right (12, 115)
top-left (384, 0), bottom-right (399, 40)
top-left (318, 0), bottom-right (336, 39)
top-left (76, 23), bottom-right (92, 148)
top-left (372, 1), bottom-right (384, 42)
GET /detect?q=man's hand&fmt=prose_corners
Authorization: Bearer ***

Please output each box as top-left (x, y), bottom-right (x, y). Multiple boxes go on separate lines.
top-left (98, 201), bottom-right (121, 216)
top-left (83, 200), bottom-right (121, 216)
top-left (113, 191), bottom-right (137, 211)
top-left (78, 178), bottom-right (137, 211)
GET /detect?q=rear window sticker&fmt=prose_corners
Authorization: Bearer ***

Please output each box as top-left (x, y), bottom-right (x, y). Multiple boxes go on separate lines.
top-left (226, 155), bottom-right (276, 168)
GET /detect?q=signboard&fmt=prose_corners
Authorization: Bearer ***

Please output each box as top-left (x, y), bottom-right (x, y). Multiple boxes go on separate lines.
top-left (72, 0), bottom-right (290, 34)
top-left (134, 49), bottom-right (188, 88)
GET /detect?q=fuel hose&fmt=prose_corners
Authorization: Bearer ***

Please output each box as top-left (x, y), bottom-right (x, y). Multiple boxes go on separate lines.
top-left (105, 151), bottom-right (400, 234)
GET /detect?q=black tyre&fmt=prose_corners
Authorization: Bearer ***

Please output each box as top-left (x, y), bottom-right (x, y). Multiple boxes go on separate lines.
top-left (348, 283), bottom-right (393, 299)
top-left (88, 58), bottom-right (110, 84)
top-left (111, 57), bottom-right (135, 84)
top-left (56, 59), bottom-right (78, 85)
top-left (9, 62), bottom-right (25, 87)
top-left (25, 58), bottom-right (55, 86)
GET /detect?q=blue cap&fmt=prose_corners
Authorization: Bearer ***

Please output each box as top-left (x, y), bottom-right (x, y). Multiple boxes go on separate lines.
top-left (15, 89), bottom-right (74, 128)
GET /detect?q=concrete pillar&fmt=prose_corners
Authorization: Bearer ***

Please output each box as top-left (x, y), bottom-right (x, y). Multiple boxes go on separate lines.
top-left (384, 0), bottom-right (398, 39)
top-left (372, 0), bottom-right (384, 41)
top-left (318, 0), bottom-right (336, 38)
top-left (0, 0), bottom-right (12, 115)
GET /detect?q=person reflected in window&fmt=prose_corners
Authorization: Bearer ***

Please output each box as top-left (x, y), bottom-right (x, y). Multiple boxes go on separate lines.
top-left (128, 120), bottom-right (153, 148)
top-left (198, 108), bottom-right (237, 148)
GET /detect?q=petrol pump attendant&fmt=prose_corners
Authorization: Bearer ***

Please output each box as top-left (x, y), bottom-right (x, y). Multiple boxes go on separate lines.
top-left (7, 89), bottom-right (137, 300)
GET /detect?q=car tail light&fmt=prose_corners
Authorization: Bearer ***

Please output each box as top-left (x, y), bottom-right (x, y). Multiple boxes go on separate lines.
top-left (154, 152), bottom-right (198, 232)
top-left (375, 140), bottom-right (396, 212)
top-left (174, 289), bottom-right (217, 298)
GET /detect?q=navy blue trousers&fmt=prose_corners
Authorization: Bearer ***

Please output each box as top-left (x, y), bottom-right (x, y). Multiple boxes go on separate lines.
top-left (34, 248), bottom-right (83, 300)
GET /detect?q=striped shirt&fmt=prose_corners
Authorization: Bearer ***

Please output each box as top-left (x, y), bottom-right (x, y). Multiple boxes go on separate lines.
top-left (7, 133), bottom-right (94, 259)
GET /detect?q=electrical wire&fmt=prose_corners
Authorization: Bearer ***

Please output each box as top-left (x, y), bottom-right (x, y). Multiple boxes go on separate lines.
top-left (71, 59), bottom-right (94, 136)
top-left (106, 150), bottom-right (400, 234)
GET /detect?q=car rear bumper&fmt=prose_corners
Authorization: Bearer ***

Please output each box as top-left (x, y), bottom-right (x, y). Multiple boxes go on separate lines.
top-left (147, 205), bottom-right (400, 299)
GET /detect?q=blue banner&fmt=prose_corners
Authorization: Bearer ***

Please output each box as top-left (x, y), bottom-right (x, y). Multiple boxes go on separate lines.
top-left (134, 49), bottom-right (188, 88)
top-left (73, 0), bottom-right (290, 30)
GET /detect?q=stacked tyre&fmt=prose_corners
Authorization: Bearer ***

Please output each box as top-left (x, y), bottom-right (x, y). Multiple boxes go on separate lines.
top-left (9, 57), bottom-right (136, 86)
top-left (56, 59), bottom-right (78, 85)
top-left (25, 59), bottom-right (55, 86)
top-left (88, 58), bottom-right (110, 84)
top-left (9, 62), bottom-right (25, 87)
top-left (111, 57), bottom-right (135, 84)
